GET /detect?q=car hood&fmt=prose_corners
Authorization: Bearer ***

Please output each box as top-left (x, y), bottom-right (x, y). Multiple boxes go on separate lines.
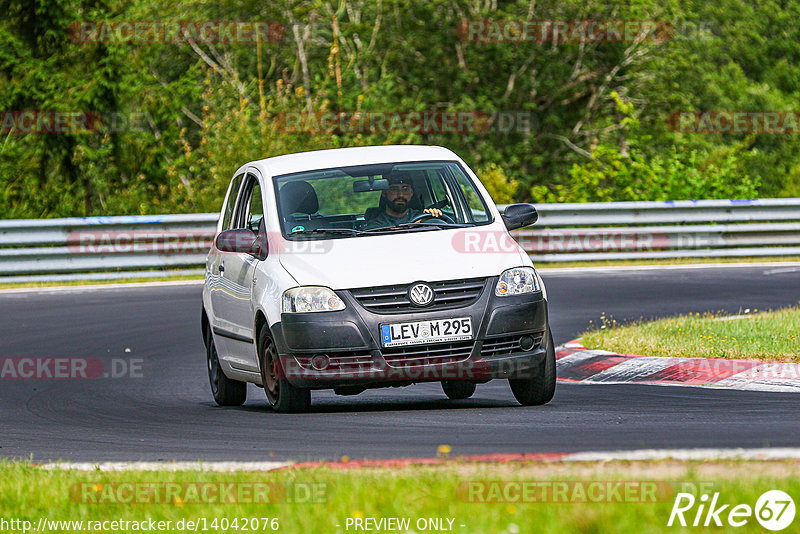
top-left (276, 225), bottom-right (530, 290)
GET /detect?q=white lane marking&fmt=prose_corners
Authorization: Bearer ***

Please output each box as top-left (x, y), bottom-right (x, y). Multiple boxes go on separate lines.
top-left (563, 448), bottom-right (800, 462)
top-left (709, 379), bottom-right (800, 393)
top-left (34, 449), bottom-right (800, 470)
top-left (0, 279), bottom-right (204, 295)
top-left (38, 461), bottom-right (291, 472)
top-left (539, 261), bottom-right (800, 275)
top-left (763, 266), bottom-right (800, 275)
top-left (562, 376), bottom-right (800, 393)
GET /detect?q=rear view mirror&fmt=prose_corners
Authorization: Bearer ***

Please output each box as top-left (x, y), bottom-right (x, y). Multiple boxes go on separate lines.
top-left (353, 178), bottom-right (389, 192)
top-left (502, 203), bottom-right (538, 230)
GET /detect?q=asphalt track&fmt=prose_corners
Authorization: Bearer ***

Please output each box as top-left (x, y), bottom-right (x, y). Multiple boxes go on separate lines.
top-left (1, 264), bottom-right (799, 462)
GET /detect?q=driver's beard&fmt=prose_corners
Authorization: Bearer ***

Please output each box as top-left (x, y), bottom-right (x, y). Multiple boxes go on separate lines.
top-left (387, 198), bottom-right (409, 214)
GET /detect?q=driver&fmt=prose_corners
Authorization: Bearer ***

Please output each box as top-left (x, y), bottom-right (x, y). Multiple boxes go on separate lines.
top-left (364, 174), bottom-right (442, 229)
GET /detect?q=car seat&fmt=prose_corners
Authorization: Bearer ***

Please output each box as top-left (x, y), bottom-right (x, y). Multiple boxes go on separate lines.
top-left (279, 180), bottom-right (320, 231)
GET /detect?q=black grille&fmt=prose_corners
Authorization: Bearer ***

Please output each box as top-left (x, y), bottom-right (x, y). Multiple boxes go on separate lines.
top-left (481, 332), bottom-right (544, 357)
top-left (350, 278), bottom-right (487, 313)
top-left (381, 340), bottom-right (474, 368)
top-left (293, 351), bottom-right (373, 372)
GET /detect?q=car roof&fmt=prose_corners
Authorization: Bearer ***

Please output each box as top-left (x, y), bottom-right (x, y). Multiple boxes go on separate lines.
top-left (245, 145), bottom-right (460, 178)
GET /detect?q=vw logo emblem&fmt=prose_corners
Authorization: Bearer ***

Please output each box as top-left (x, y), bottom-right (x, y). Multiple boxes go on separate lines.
top-left (408, 282), bottom-right (434, 307)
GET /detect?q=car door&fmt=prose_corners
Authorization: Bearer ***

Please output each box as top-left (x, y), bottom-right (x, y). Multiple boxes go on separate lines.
top-left (209, 172), bottom-right (244, 335)
top-left (212, 171), bottom-right (264, 372)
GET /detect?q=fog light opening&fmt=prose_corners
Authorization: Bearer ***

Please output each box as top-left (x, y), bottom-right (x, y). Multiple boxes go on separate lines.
top-left (519, 335), bottom-right (535, 351)
top-left (311, 354), bottom-right (330, 370)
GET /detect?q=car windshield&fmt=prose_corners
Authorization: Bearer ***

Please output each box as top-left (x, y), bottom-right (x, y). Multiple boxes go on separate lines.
top-left (273, 160), bottom-right (492, 239)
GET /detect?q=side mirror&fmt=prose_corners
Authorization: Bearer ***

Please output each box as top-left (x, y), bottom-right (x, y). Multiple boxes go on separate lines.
top-left (502, 203), bottom-right (538, 230)
top-left (215, 229), bottom-right (267, 259)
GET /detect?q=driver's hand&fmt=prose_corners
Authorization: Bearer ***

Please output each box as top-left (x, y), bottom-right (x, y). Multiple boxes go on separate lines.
top-left (423, 208), bottom-right (443, 218)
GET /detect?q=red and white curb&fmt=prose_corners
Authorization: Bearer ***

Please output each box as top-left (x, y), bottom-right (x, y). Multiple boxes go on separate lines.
top-left (556, 341), bottom-right (800, 393)
top-left (37, 448), bottom-right (800, 471)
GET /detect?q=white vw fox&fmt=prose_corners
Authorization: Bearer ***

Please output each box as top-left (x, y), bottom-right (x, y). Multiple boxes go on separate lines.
top-left (201, 145), bottom-right (554, 412)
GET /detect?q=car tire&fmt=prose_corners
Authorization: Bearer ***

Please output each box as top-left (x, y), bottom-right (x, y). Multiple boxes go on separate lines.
top-left (509, 327), bottom-right (556, 406)
top-left (206, 330), bottom-right (247, 406)
top-left (441, 381), bottom-right (476, 400)
top-left (258, 325), bottom-right (311, 413)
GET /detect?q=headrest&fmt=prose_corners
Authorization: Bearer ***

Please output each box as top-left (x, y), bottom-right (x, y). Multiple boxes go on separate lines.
top-left (280, 181), bottom-right (318, 215)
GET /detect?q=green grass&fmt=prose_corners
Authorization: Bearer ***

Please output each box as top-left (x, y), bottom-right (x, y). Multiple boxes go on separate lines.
top-left (1, 460), bottom-right (799, 533)
top-left (0, 274), bottom-right (203, 290)
top-left (581, 307), bottom-right (800, 362)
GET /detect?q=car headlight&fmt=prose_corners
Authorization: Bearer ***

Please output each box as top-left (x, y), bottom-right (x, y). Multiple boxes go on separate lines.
top-left (495, 267), bottom-right (540, 296)
top-left (282, 286), bottom-right (346, 313)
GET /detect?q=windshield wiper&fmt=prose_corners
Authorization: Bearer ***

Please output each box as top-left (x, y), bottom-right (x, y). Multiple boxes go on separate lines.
top-left (362, 221), bottom-right (473, 234)
top-left (361, 223), bottom-right (446, 234)
top-left (289, 228), bottom-right (364, 237)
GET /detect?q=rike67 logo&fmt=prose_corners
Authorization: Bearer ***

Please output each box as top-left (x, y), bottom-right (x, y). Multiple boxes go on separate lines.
top-left (668, 490), bottom-right (795, 530)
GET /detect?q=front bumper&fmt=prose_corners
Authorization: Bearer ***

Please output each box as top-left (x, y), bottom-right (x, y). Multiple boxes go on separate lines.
top-left (272, 277), bottom-right (549, 388)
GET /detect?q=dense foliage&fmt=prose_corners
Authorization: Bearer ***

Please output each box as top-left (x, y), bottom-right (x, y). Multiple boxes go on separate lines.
top-left (1, 0), bottom-right (798, 218)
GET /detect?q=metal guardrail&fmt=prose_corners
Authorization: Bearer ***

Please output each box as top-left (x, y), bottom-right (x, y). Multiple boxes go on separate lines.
top-left (0, 214), bottom-right (217, 283)
top-left (510, 198), bottom-right (800, 262)
top-left (1, 199), bottom-right (799, 282)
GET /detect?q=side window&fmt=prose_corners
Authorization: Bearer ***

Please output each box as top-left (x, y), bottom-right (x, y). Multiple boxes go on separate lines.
top-left (427, 170), bottom-right (456, 217)
top-left (247, 182), bottom-right (264, 232)
top-left (453, 168), bottom-right (490, 223)
top-left (232, 174), bottom-right (264, 232)
top-left (428, 170), bottom-right (448, 203)
top-left (221, 174), bottom-right (245, 230)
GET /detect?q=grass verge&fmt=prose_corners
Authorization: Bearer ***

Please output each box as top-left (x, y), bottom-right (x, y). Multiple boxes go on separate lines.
top-left (1, 460), bottom-right (798, 533)
top-left (0, 274), bottom-right (203, 290)
top-left (581, 307), bottom-right (800, 362)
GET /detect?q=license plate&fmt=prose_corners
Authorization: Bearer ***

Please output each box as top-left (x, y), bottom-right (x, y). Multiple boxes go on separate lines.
top-left (380, 317), bottom-right (473, 347)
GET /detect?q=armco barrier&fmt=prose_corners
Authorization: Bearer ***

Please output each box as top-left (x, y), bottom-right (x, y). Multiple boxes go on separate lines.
top-left (0, 199), bottom-right (798, 282)
top-left (511, 198), bottom-right (800, 261)
top-left (0, 214), bottom-right (217, 283)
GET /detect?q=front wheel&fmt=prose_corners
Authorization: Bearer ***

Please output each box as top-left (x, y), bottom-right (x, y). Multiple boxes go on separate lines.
top-left (206, 330), bottom-right (247, 406)
top-left (258, 326), bottom-right (311, 413)
top-left (441, 381), bottom-right (476, 400)
top-left (509, 327), bottom-right (556, 406)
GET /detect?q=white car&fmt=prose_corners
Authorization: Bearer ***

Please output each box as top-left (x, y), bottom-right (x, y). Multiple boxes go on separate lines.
top-left (201, 145), bottom-right (554, 412)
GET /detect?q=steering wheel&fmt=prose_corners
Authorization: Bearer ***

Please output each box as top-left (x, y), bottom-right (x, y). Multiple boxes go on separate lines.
top-left (410, 210), bottom-right (455, 224)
